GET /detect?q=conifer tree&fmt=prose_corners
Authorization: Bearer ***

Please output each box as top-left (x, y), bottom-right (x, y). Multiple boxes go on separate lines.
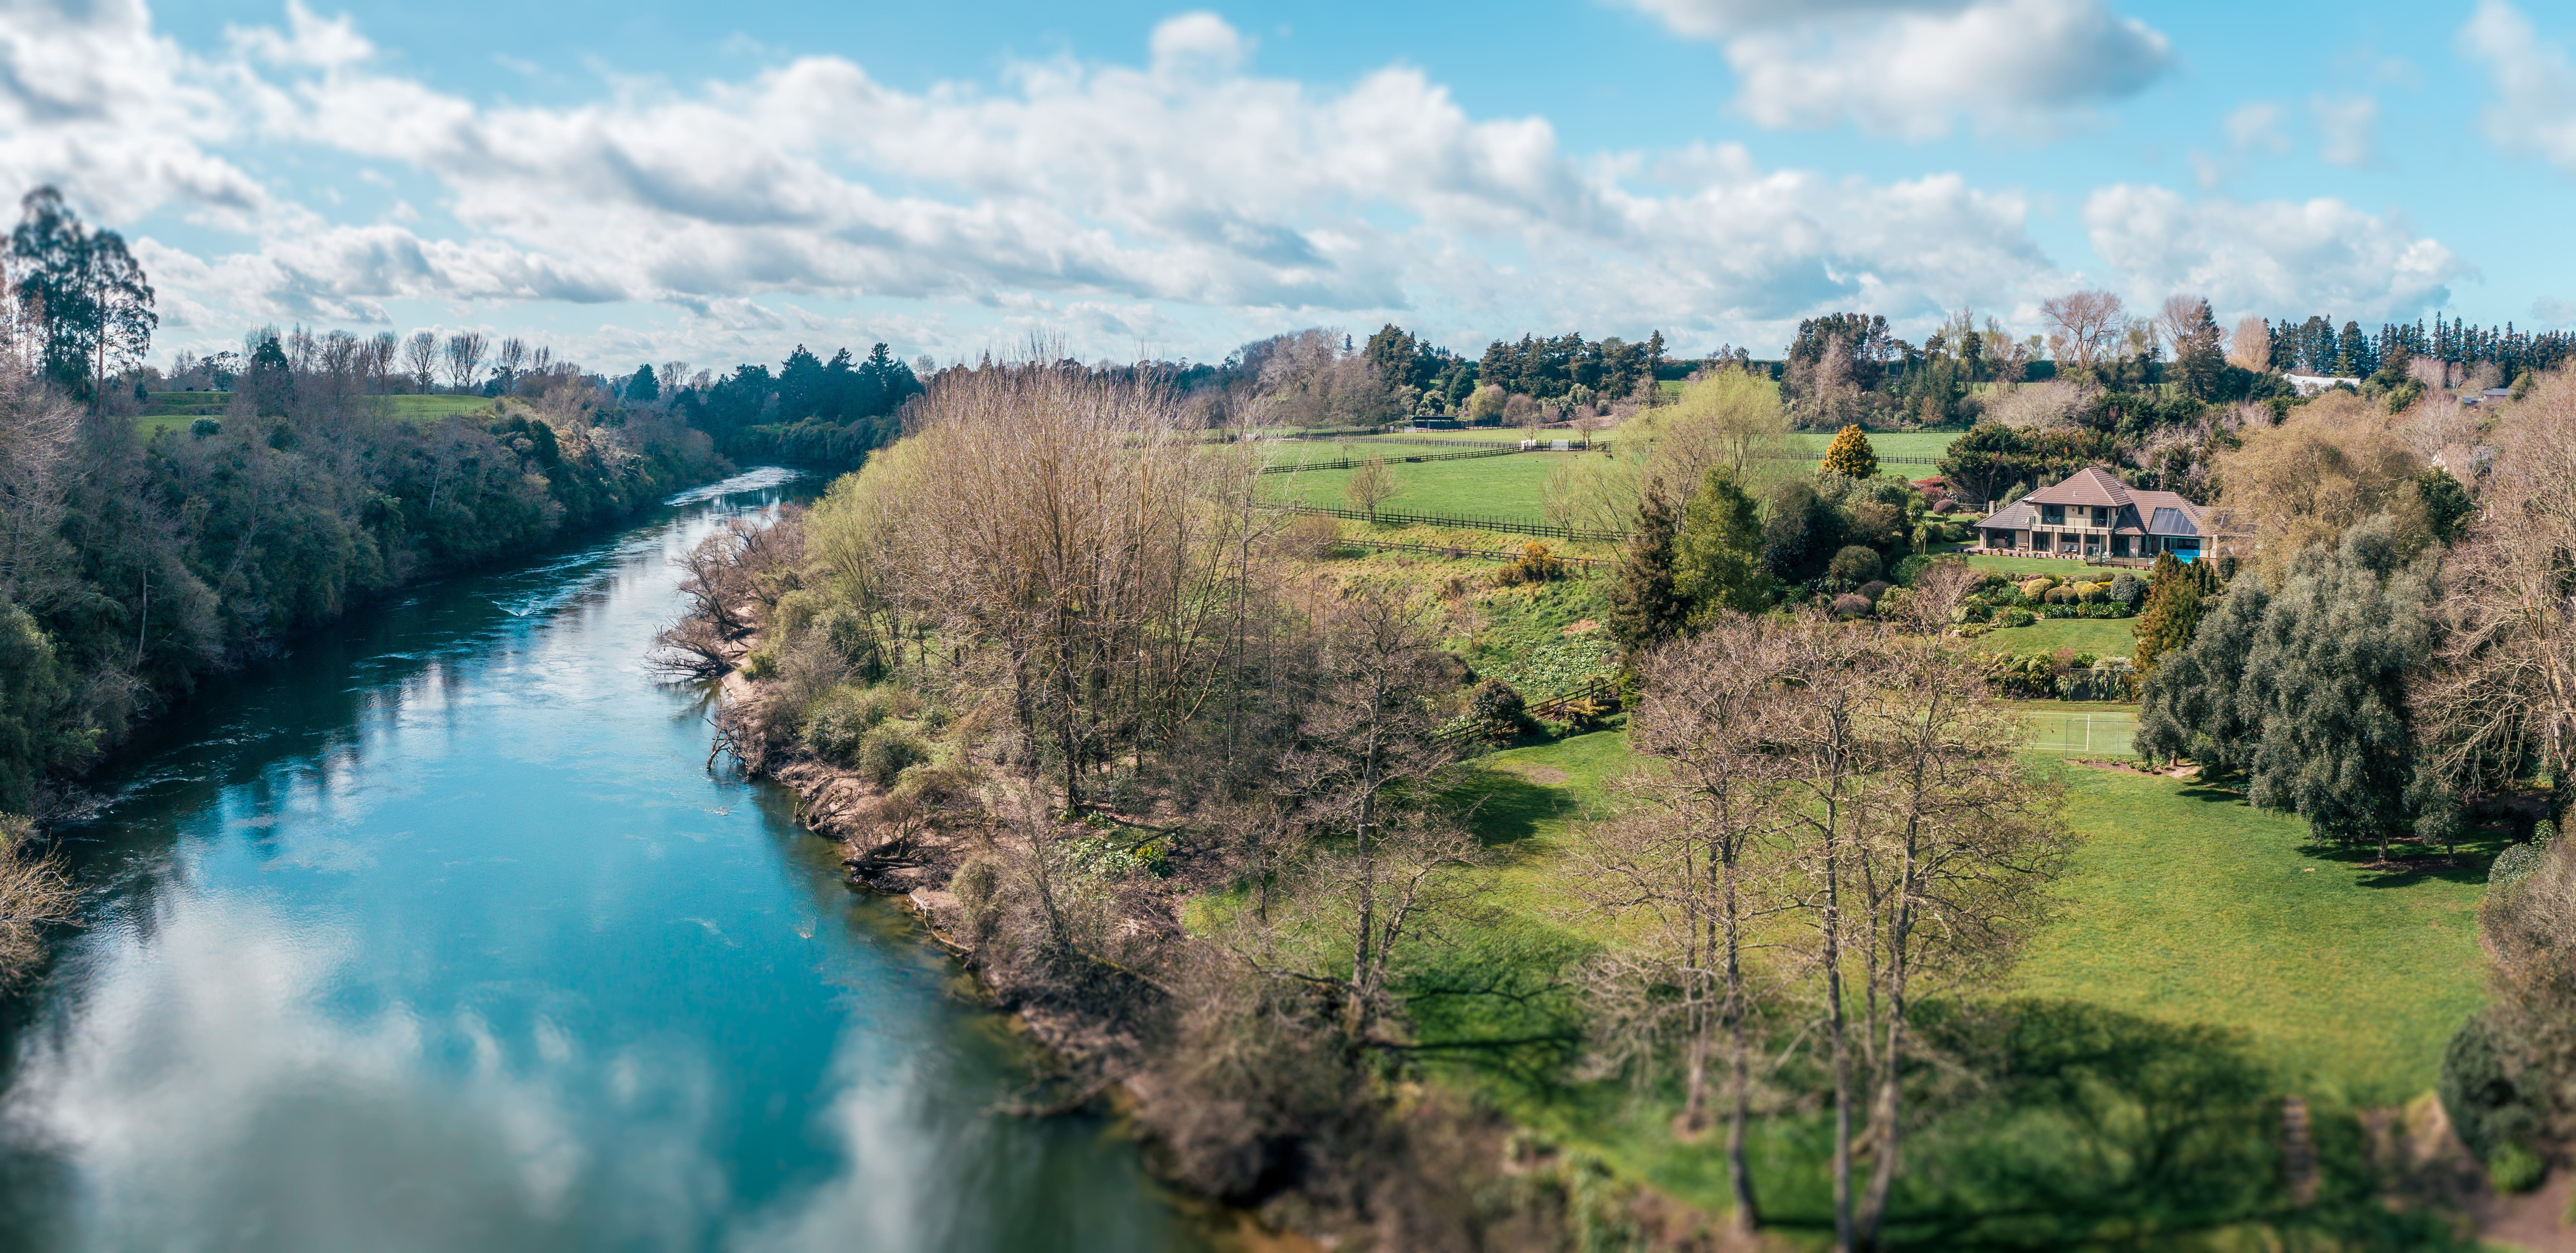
top-left (1608, 489), bottom-right (1686, 656)
top-left (1820, 424), bottom-right (1878, 478)
top-left (2131, 552), bottom-right (2213, 675)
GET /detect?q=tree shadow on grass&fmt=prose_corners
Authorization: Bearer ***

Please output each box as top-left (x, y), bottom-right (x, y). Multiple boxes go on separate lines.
top-left (1442, 764), bottom-right (1576, 850)
top-left (1749, 1000), bottom-right (2471, 1251)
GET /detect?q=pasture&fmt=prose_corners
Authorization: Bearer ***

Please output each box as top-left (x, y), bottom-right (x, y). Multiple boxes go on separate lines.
top-left (1977, 615), bottom-right (2139, 658)
top-left (135, 391), bottom-right (500, 438)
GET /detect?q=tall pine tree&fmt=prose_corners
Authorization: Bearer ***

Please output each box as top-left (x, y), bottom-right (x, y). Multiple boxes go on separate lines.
top-left (1608, 490), bottom-right (1687, 657)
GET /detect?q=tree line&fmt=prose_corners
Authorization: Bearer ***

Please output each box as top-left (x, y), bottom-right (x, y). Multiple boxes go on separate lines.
top-left (0, 187), bottom-right (725, 844)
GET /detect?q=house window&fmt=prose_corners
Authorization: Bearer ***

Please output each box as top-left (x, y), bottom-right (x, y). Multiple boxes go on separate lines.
top-left (2040, 504), bottom-right (2065, 526)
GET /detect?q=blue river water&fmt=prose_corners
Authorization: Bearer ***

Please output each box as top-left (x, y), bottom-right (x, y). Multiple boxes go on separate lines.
top-left (0, 469), bottom-right (1209, 1252)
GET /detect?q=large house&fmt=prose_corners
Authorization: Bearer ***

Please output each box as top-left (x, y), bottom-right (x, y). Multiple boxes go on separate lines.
top-left (1977, 467), bottom-right (2210, 562)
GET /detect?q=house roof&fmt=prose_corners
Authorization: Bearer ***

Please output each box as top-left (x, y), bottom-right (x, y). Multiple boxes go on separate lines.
top-left (2026, 467), bottom-right (2131, 507)
top-left (1982, 501), bottom-right (2038, 529)
top-left (1982, 470), bottom-right (2209, 538)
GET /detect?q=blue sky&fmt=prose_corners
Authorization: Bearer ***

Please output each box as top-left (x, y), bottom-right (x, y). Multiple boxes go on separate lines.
top-left (7, 0), bottom-right (2574, 372)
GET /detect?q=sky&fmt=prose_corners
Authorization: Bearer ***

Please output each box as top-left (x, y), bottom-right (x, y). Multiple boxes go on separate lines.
top-left (5, 0), bottom-right (2575, 373)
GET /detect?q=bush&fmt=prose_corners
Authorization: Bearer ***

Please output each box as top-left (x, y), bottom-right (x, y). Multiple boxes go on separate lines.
top-left (813, 606), bottom-right (882, 676)
top-left (2018, 576), bottom-right (2055, 600)
top-left (855, 727), bottom-right (930, 788)
top-left (2075, 582), bottom-right (2105, 604)
top-left (1470, 678), bottom-right (1533, 742)
top-left (2442, 1014), bottom-right (2541, 1161)
top-left (1832, 593), bottom-right (1874, 618)
top-left (1888, 553), bottom-right (1932, 586)
top-left (2108, 572), bottom-right (2146, 606)
top-left (1497, 541), bottom-right (1566, 585)
top-left (188, 417), bottom-right (222, 438)
top-left (1930, 498), bottom-right (1956, 514)
top-left (1827, 545), bottom-right (1882, 586)
top-left (740, 647), bottom-right (778, 680)
top-left (1857, 580), bottom-right (1891, 603)
top-left (802, 686), bottom-right (895, 764)
top-left (2490, 1141), bottom-right (2545, 1194)
top-left (2493, 820), bottom-right (2558, 891)
top-left (2000, 607), bottom-right (2035, 628)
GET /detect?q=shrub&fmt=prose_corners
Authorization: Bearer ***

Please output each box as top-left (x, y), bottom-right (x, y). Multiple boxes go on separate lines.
top-left (2019, 576), bottom-right (2055, 600)
top-left (1498, 541), bottom-right (1566, 585)
top-left (1858, 580), bottom-right (1891, 603)
top-left (2442, 1014), bottom-right (2541, 1161)
top-left (1827, 545), bottom-right (1883, 586)
top-left (803, 687), bottom-right (894, 764)
top-left (1930, 498), bottom-right (1956, 514)
top-left (740, 647), bottom-right (778, 680)
top-left (2076, 583), bottom-right (2105, 604)
top-left (2000, 607), bottom-right (2035, 628)
top-left (855, 727), bottom-right (930, 788)
top-left (1832, 593), bottom-right (1874, 618)
top-left (1470, 678), bottom-right (1533, 742)
top-left (2489, 1141), bottom-right (2545, 1194)
top-left (189, 417), bottom-right (221, 438)
top-left (813, 606), bottom-right (881, 676)
top-left (1888, 553), bottom-right (1931, 585)
top-left (2108, 572), bottom-right (2146, 606)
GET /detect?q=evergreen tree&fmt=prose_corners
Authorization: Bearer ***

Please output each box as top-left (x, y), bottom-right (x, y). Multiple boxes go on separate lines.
top-left (2130, 552), bottom-right (2209, 676)
top-left (1820, 424), bottom-right (1878, 478)
top-left (1673, 468), bottom-right (1772, 623)
top-left (7, 187), bottom-right (156, 407)
top-left (2415, 468), bottom-right (2474, 543)
top-left (623, 362), bottom-right (660, 405)
top-left (1607, 491), bottom-right (1685, 657)
top-left (2136, 569), bottom-right (2268, 774)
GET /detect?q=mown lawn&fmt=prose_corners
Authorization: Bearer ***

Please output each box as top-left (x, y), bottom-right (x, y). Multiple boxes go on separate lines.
top-left (1977, 615), bottom-right (2139, 658)
top-left (2016, 766), bottom-right (2494, 1109)
top-left (1961, 551), bottom-right (2115, 578)
top-left (136, 391), bottom-right (498, 438)
top-left (1407, 731), bottom-right (2495, 1245)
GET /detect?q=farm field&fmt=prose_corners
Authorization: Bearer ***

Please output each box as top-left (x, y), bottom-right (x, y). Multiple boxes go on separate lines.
top-left (1977, 615), bottom-right (2139, 658)
top-left (1786, 428), bottom-right (1962, 467)
top-left (135, 391), bottom-right (497, 437)
top-left (1258, 448), bottom-right (1601, 517)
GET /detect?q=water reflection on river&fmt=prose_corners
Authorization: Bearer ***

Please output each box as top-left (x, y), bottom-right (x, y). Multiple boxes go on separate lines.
top-left (0, 469), bottom-right (1208, 1252)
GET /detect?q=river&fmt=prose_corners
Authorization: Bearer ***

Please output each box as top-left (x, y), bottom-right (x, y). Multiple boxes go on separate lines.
top-left (0, 469), bottom-right (1212, 1252)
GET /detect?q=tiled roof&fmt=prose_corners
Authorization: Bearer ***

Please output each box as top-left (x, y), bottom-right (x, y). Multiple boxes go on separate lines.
top-left (2027, 467), bottom-right (2131, 507)
top-left (1982, 501), bottom-right (2038, 529)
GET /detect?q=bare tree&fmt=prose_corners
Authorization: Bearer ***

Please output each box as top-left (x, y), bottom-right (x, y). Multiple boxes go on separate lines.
top-left (2419, 374), bottom-right (2576, 801)
top-left (442, 331), bottom-right (488, 394)
top-left (1278, 585), bottom-right (1460, 1042)
top-left (1343, 458), bottom-right (1397, 521)
top-left (2039, 289), bottom-right (2126, 370)
top-left (495, 336), bottom-right (529, 394)
top-left (1848, 637), bottom-right (2070, 1247)
top-left (2226, 315), bottom-right (2271, 372)
top-left (659, 361), bottom-right (691, 398)
top-left (403, 330), bottom-right (437, 392)
top-left (1574, 614), bottom-right (1797, 1236)
top-left (365, 332), bottom-right (399, 393)
top-left (0, 815), bottom-right (77, 988)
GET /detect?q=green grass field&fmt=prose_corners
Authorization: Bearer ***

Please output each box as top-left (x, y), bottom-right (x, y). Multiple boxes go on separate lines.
top-left (1979, 615), bottom-right (2139, 658)
top-left (1259, 449), bottom-right (1592, 518)
top-left (2016, 767), bottom-right (2493, 1108)
top-left (1403, 726), bottom-right (2495, 1242)
top-left (135, 391), bottom-right (499, 438)
top-left (1960, 550), bottom-right (2119, 578)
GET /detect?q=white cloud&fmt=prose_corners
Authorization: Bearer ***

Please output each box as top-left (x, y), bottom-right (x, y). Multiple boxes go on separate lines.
top-left (0, 0), bottom-right (265, 223)
top-left (2224, 102), bottom-right (2290, 155)
top-left (2459, 0), bottom-right (2576, 174)
top-left (2083, 185), bottom-right (2466, 319)
top-left (2311, 94), bottom-right (2379, 167)
top-left (60, 7), bottom-right (2056, 360)
top-left (2534, 296), bottom-right (2576, 326)
top-left (1629, 0), bottom-right (2173, 138)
